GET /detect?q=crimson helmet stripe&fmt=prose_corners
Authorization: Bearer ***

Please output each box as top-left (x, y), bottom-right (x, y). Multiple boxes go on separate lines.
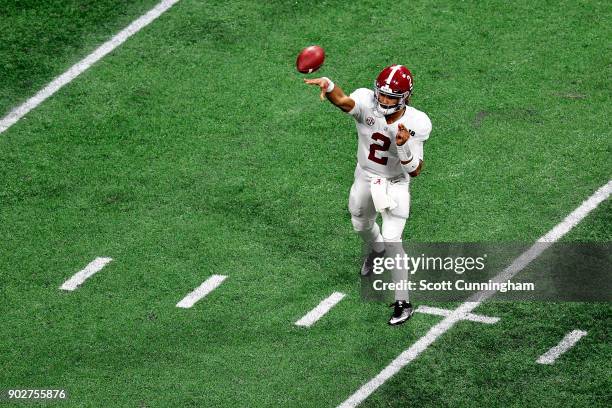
top-left (384, 65), bottom-right (402, 85)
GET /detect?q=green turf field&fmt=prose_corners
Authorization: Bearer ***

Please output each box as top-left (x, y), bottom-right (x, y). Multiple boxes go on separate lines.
top-left (0, 0), bottom-right (610, 407)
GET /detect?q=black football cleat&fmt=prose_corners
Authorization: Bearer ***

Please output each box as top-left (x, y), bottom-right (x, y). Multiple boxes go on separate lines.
top-left (388, 300), bottom-right (414, 326)
top-left (360, 249), bottom-right (385, 276)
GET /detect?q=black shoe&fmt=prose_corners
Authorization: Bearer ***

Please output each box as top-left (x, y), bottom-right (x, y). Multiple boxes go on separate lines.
top-left (388, 301), bottom-right (414, 325)
top-left (360, 250), bottom-right (385, 276)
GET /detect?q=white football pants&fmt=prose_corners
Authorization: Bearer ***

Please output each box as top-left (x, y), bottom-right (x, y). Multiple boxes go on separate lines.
top-left (348, 166), bottom-right (410, 301)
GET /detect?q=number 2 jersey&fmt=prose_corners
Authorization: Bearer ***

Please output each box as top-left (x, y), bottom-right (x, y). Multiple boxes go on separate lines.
top-left (348, 88), bottom-right (432, 179)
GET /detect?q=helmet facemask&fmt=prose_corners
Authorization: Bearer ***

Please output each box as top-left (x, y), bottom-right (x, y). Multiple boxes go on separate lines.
top-left (373, 82), bottom-right (410, 117)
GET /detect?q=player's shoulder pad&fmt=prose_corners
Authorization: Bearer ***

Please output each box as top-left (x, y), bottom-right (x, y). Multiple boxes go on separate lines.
top-left (350, 87), bottom-right (374, 103)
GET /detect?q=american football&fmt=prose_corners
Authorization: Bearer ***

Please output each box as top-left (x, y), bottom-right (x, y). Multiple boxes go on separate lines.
top-left (296, 45), bottom-right (325, 73)
top-left (0, 1), bottom-right (610, 408)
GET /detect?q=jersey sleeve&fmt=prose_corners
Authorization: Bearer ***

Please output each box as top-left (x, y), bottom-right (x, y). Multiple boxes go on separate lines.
top-left (411, 111), bottom-right (432, 143)
top-left (406, 112), bottom-right (432, 162)
top-left (407, 137), bottom-right (424, 161)
top-left (347, 88), bottom-right (372, 122)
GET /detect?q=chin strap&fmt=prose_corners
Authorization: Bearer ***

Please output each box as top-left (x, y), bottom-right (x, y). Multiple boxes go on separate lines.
top-left (377, 97), bottom-right (406, 116)
top-left (378, 103), bottom-right (401, 116)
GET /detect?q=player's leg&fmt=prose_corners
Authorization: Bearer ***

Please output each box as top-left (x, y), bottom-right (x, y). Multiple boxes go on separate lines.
top-left (381, 211), bottom-right (409, 301)
top-left (382, 181), bottom-right (414, 325)
top-left (349, 183), bottom-right (382, 249)
top-left (348, 172), bottom-right (384, 275)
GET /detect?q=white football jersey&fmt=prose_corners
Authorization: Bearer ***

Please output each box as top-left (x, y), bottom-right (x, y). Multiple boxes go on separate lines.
top-left (348, 88), bottom-right (432, 179)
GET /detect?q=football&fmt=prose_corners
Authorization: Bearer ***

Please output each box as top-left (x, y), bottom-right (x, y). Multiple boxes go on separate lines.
top-left (296, 45), bottom-right (325, 73)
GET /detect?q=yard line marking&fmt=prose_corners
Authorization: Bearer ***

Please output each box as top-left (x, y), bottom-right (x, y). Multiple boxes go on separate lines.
top-left (0, 0), bottom-right (181, 135)
top-left (295, 292), bottom-right (346, 327)
top-left (338, 179), bottom-right (612, 408)
top-left (536, 330), bottom-right (588, 364)
top-left (176, 275), bottom-right (227, 308)
top-left (416, 305), bottom-right (500, 324)
top-left (60, 257), bottom-right (113, 291)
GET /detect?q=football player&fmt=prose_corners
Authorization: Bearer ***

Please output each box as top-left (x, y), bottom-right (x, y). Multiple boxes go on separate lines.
top-left (305, 65), bottom-right (432, 325)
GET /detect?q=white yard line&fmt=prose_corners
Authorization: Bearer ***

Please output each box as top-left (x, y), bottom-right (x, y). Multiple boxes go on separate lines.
top-left (416, 305), bottom-right (500, 324)
top-left (60, 257), bottom-right (113, 291)
top-left (536, 330), bottom-right (588, 365)
top-left (295, 292), bottom-right (346, 327)
top-left (0, 0), bottom-right (181, 135)
top-left (338, 180), bottom-right (612, 408)
top-left (176, 275), bottom-right (227, 308)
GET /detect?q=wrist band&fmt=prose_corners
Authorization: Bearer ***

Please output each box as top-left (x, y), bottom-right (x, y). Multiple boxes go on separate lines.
top-left (322, 77), bottom-right (335, 93)
top-left (396, 143), bottom-right (413, 163)
top-left (397, 143), bottom-right (419, 172)
top-left (402, 156), bottom-right (420, 173)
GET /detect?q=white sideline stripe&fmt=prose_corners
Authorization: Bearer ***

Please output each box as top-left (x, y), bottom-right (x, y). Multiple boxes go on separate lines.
top-left (295, 292), bottom-right (346, 327)
top-left (0, 0), bottom-right (181, 135)
top-left (338, 180), bottom-right (612, 408)
top-left (536, 330), bottom-right (588, 365)
top-left (416, 305), bottom-right (500, 324)
top-left (60, 257), bottom-right (113, 291)
top-left (176, 275), bottom-right (227, 308)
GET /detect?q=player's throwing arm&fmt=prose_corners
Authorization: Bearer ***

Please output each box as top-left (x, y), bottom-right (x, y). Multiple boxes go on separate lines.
top-left (304, 77), bottom-right (355, 112)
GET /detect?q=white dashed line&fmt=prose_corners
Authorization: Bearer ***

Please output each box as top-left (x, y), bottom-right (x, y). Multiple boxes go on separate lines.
top-left (536, 330), bottom-right (588, 365)
top-left (176, 275), bottom-right (227, 308)
top-left (295, 292), bottom-right (346, 327)
top-left (60, 257), bottom-right (113, 291)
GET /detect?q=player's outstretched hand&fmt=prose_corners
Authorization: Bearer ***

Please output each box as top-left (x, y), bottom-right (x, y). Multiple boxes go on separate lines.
top-left (304, 77), bottom-right (330, 101)
top-left (397, 123), bottom-right (412, 146)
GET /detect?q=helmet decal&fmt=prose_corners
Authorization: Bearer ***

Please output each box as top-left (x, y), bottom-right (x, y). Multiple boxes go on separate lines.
top-left (384, 65), bottom-right (401, 85)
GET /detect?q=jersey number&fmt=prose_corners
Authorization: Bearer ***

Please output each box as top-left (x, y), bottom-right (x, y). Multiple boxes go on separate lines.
top-left (367, 132), bottom-right (391, 165)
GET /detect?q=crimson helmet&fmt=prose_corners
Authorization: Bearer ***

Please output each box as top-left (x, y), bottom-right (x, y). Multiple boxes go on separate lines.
top-left (374, 65), bottom-right (414, 116)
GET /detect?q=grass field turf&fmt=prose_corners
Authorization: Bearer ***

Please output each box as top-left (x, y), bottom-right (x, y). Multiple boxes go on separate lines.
top-left (0, 0), bottom-right (160, 117)
top-left (0, 0), bottom-right (610, 407)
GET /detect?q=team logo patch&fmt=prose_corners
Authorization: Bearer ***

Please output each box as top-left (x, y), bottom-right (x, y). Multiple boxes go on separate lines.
top-left (366, 116), bottom-right (375, 126)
